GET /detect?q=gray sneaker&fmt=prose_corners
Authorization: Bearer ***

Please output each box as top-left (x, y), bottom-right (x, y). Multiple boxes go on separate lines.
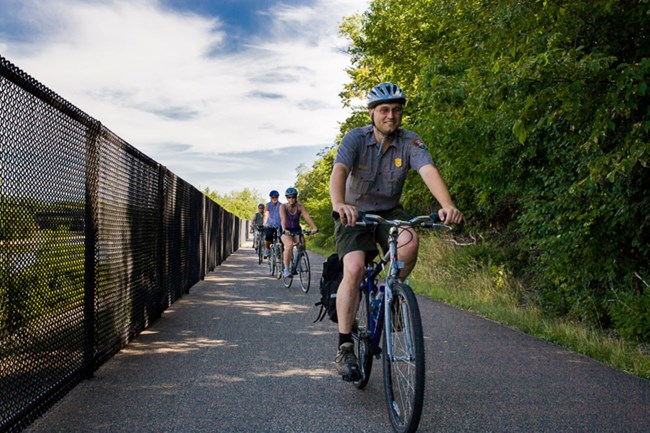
top-left (335, 342), bottom-right (360, 382)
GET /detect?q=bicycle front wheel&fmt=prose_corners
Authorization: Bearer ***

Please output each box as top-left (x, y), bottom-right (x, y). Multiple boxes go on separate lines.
top-left (382, 283), bottom-right (425, 433)
top-left (354, 287), bottom-right (374, 389)
top-left (268, 247), bottom-right (275, 275)
top-left (275, 246), bottom-right (284, 279)
top-left (298, 251), bottom-right (311, 293)
top-left (282, 259), bottom-right (293, 288)
top-left (257, 237), bottom-right (264, 264)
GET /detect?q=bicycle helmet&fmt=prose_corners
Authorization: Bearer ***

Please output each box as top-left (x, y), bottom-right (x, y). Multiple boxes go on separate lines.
top-left (285, 187), bottom-right (298, 197)
top-left (269, 190), bottom-right (279, 197)
top-left (367, 82), bottom-right (406, 108)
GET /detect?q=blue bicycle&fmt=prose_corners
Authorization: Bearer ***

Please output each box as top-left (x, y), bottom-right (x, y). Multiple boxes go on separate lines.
top-left (352, 212), bottom-right (451, 433)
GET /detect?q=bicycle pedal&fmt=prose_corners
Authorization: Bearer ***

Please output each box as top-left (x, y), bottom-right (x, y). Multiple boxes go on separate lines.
top-left (341, 368), bottom-right (361, 382)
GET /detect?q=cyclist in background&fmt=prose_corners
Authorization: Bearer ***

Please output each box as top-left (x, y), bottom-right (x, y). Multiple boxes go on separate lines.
top-left (329, 82), bottom-right (463, 381)
top-left (279, 187), bottom-right (318, 278)
top-left (250, 203), bottom-right (265, 250)
top-left (263, 190), bottom-right (282, 258)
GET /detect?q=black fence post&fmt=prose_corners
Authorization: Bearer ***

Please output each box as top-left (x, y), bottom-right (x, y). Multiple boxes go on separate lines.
top-left (83, 120), bottom-right (101, 379)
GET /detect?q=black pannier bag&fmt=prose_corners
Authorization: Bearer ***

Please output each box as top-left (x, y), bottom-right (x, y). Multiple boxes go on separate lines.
top-left (314, 253), bottom-right (344, 322)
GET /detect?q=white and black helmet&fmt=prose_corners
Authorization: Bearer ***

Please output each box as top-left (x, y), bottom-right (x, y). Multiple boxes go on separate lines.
top-left (367, 82), bottom-right (406, 108)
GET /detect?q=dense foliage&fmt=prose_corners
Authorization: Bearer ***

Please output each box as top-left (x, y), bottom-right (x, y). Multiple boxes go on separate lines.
top-left (203, 187), bottom-right (264, 221)
top-left (297, 0), bottom-right (649, 342)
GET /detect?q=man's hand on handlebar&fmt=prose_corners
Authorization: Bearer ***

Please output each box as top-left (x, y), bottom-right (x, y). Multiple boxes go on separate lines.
top-left (438, 206), bottom-right (463, 225)
top-left (333, 203), bottom-right (359, 226)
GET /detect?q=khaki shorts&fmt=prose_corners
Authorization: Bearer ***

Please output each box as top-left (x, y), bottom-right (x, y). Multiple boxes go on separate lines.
top-left (334, 207), bottom-right (411, 260)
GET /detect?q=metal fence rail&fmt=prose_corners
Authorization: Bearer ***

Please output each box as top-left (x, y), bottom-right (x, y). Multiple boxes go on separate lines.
top-left (0, 54), bottom-right (240, 432)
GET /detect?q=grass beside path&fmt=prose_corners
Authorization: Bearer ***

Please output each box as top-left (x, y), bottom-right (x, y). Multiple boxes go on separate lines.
top-left (410, 235), bottom-right (650, 381)
top-left (307, 237), bottom-right (649, 380)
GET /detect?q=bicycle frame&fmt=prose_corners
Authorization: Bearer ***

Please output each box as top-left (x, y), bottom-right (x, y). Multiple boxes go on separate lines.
top-left (266, 227), bottom-right (283, 277)
top-left (356, 224), bottom-right (404, 362)
top-left (356, 214), bottom-right (449, 347)
top-left (282, 230), bottom-right (312, 292)
top-left (349, 211), bottom-right (452, 433)
top-left (290, 233), bottom-right (306, 271)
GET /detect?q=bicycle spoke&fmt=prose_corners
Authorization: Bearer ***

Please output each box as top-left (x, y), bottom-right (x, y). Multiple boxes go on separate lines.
top-left (354, 287), bottom-right (374, 389)
top-left (383, 283), bottom-right (424, 433)
top-left (298, 251), bottom-right (310, 293)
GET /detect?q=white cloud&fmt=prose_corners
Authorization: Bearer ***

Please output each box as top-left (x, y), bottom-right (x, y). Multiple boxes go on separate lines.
top-left (1, 0), bottom-right (370, 193)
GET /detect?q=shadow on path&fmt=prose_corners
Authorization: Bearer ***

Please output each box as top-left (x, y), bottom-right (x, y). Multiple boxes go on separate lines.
top-left (25, 244), bottom-right (650, 433)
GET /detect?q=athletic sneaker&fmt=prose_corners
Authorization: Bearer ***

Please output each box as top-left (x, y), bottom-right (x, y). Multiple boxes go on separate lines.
top-left (335, 342), bottom-right (360, 382)
top-left (283, 268), bottom-right (292, 278)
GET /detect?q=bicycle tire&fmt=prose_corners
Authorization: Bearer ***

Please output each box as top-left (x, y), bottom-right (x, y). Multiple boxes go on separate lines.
top-left (268, 247), bottom-right (275, 275)
top-left (257, 236), bottom-right (264, 264)
top-left (275, 245), bottom-right (284, 279)
top-left (282, 255), bottom-right (293, 288)
top-left (382, 283), bottom-right (425, 433)
top-left (354, 287), bottom-right (374, 389)
top-left (298, 251), bottom-right (310, 293)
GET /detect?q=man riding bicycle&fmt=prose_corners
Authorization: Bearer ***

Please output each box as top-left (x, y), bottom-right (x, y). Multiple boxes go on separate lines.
top-left (263, 190), bottom-right (282, 258)
top-left (279, 187), bottom-right (318, 278)
top-left (250, 203), bottom-right (265, 250)
top-left (329, 82), bottom-right (463, 381)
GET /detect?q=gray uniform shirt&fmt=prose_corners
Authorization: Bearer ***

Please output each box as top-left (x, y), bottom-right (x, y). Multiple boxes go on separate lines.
top-left (334, 125), bottom-right (434, 212)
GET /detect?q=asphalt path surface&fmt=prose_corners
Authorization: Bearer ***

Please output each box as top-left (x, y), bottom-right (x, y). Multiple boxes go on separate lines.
top-left (25, 244), bottom-right (649, 433)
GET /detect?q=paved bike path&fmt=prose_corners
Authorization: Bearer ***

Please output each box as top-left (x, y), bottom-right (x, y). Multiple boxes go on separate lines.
top-left (25, 245), bottom-right (649, 432)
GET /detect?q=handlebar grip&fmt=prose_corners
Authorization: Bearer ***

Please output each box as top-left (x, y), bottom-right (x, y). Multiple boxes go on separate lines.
top-left (332, 210), bottom-right (366, 223)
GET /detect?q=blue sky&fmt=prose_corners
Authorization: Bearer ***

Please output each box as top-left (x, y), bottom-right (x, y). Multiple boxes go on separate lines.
top-left (0, 0), bottom-right (369, 198)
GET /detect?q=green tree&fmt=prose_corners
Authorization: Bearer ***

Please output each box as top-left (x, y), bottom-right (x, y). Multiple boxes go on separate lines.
top-left (295, 111), bottom-right (370, 248)
top-left (310, 0), bottom-right (650, 341)
top-left (203, 187), bottom-right (264, 220)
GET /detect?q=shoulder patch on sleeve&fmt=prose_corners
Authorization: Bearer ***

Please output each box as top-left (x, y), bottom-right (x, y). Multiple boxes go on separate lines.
top-left (412, 139), bottom-right (428, 150)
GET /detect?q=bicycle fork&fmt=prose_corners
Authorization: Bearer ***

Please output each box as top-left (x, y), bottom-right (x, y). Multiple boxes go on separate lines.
top-left (383, 281), bottom-right (416, 363)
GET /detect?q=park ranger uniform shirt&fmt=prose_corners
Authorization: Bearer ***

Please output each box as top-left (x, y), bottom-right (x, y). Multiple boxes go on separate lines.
top-left (334, 125), bottom-right (435, 212)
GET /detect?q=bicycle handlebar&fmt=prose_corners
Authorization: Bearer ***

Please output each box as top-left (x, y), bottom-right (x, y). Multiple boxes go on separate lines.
top-left (332, 211), bottom-right (452, 231)
top-left (282, 229), bottom-right (315, 236)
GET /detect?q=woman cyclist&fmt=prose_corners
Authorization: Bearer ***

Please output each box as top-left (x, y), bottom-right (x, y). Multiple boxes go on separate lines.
top-left (279, 187), bottom-right (318, 278)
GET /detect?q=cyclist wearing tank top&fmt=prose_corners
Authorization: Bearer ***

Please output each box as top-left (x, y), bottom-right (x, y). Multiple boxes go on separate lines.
top-left (279, 187), bottom-right (318, 278)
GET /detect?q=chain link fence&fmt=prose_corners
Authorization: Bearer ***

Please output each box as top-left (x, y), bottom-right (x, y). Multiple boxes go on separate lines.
top-left (0, 54), bottom-right (240, 432)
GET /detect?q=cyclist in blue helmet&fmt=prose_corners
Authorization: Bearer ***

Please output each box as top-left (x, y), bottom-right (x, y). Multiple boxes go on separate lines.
top-left (279, 187), bottom-right (318, 278)
top-left (262, 190), bottom-right (281, 258)
top-left (329, 82), bottom-right (463, 381)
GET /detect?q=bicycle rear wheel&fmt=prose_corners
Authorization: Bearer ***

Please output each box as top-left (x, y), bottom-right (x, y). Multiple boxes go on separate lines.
top-left (354, 287), bottom-right (374, 389)
top-left (382, 283), bottom-right (425, 433)
top-left (298, 251), bottom-right (311, 293)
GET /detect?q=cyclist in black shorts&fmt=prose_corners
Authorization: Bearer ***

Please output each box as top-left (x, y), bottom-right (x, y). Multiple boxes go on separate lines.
top-left (329, 82), bottom-right (463, 381)
top-left (263, 190), bottom-right (282, 258)
top-left (279, 187), bottom-right (318, 278)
